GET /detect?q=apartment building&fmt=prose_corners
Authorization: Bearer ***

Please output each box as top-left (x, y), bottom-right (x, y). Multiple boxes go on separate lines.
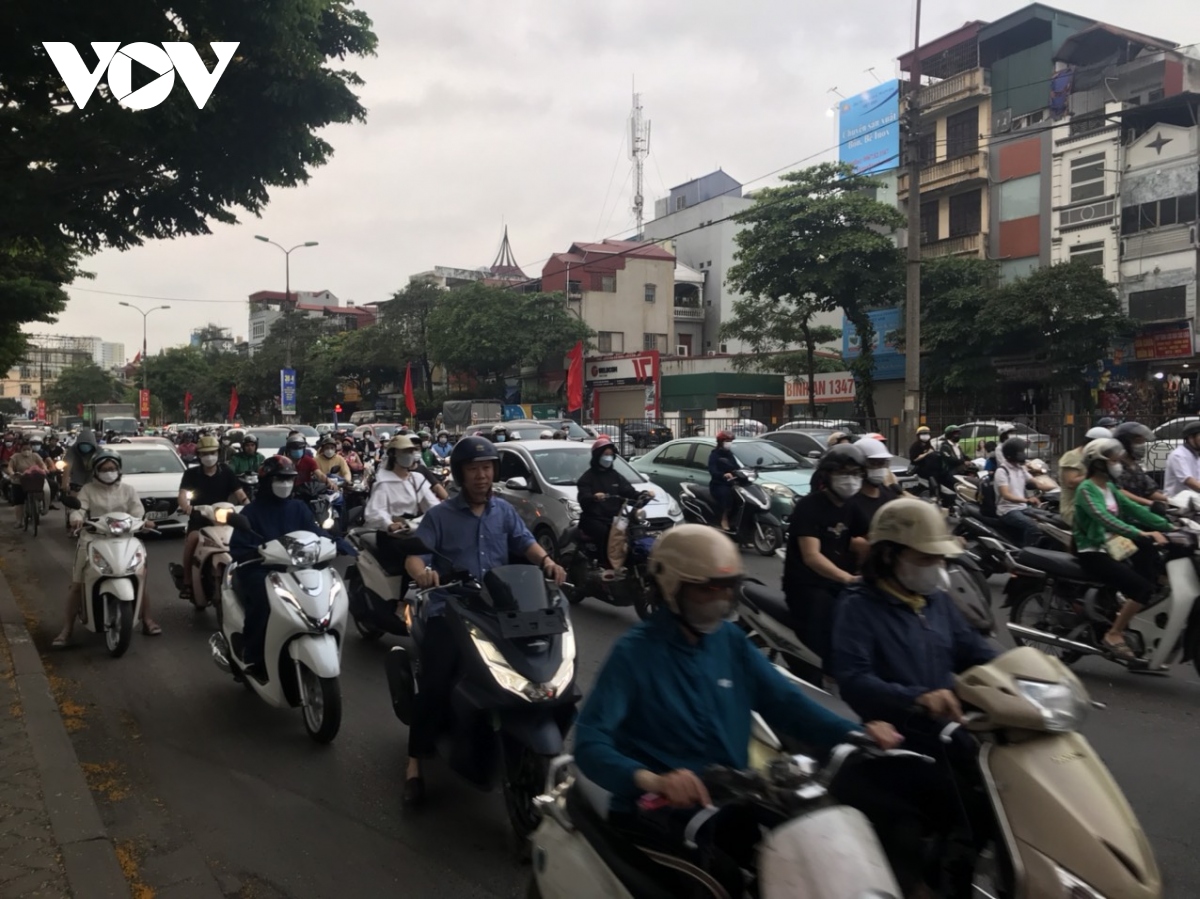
top-left (246, 290), bottom-right (376, 355)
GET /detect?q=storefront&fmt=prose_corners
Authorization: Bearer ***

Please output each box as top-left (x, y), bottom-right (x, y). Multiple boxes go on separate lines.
top-left (661, 371), bottom-right (785, 425)
top-left (587, 351), bottom-right (661, 421)
top-left (1093, 321), bottom-right (1200, 420)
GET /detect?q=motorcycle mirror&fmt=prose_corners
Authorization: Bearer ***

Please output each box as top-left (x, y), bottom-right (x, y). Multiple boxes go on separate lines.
top-left (808, 451), bottom-right (821, 459)
top-left (61, 496), bottom-right (82, 510)
top-left (226, 512), bottom-right (253, 532)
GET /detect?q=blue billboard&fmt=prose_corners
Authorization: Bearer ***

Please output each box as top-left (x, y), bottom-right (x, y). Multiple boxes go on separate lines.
top-left (280, 368), bottom-right (297, 415)
top-left (838, 80), bottom-right (901, 175)
top-left (843, 307), bottom-right (905, 381)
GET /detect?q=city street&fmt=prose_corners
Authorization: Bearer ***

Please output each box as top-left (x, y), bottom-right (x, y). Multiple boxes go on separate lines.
top-left (3, 518), bottom-right (1200, 898)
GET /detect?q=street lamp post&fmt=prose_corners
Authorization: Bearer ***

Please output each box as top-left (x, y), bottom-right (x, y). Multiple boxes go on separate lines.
top-left (255, 236), bottom-right (319, 423)
top-left (118, 302), bottom-right (170, 423)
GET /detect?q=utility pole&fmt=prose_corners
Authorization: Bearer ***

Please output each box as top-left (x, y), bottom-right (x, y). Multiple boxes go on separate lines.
top-left (255, 236), bottom-right (318, 421)
top-left (902, 0), bottom-right (924, 439)
top-left (118, 302), bottom-right (170, 423)
top-left (630, 83), bottom-right (651, 239)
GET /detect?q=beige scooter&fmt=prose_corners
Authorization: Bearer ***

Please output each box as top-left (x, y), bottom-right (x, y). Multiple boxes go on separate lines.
top-left (950, 647), bottom-right (1160, 898)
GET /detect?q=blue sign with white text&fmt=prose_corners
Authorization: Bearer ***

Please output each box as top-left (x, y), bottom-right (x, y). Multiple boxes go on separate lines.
top-left (843, 308), bottom-right (906, 381)
top-left (838, 80), bottom-right (901, 175)
top-left (280, 368), bottom-right (297, 415)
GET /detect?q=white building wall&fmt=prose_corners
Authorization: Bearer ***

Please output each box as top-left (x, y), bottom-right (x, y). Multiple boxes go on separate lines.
top-left (577, 257), bottom-right (674, 352)
top-left (1049, 111), bottom-right (1122, 285)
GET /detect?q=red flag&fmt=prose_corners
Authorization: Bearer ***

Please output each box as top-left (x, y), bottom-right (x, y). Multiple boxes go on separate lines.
top-left (183, 391), bottom-right (192, 418)
top-left (566, 341), bottom-right (583, 412)
top-left (403, 362), bottom-right (417, 417)
top-left (228, 387), bottom-right (238, 422)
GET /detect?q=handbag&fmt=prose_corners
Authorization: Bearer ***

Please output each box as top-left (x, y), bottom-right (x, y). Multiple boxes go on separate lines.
top-left (607, 512), bottom-right (630, 572)
top-left (1104, 534), bottom-right (1138, 561)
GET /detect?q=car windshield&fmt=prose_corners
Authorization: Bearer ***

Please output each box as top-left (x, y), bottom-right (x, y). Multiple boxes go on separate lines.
top-left (731, 441), bottom-right (813, 470)
top-left (292, 426), bottom-right (319, 438)
top-left (245, 429), bottom-right (289, 446)
top-left (528, 446), bottom-right (644, 485)
top-left (112, 448), bottom-right (186, 475)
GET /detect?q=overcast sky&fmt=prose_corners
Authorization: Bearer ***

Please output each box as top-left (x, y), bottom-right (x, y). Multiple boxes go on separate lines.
top-left (41, 0), bottom-right (1200, 358)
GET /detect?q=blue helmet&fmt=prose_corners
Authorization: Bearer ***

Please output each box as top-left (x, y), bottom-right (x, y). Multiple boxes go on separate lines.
top-left (450, 436), bottom-right (499, 484)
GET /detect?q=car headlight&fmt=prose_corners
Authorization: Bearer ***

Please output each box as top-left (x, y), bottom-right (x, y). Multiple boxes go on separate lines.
top-left (468, 626), bottom-right (574, 702)
top-left (667, 496), bottom-right (682, 518)
top-left (1015, 678), bottom-right (1088, 733)
top-left (761, 482), bottom-right (796, 501)
top-left (561, 498), bottom-right (582, 519)
top-left (90, 548), bottom-right (113, 575)
top-left (1054, 865), bottom-right (1106, 898)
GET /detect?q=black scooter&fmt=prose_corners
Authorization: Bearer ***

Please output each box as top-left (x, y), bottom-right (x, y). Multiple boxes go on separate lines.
top-left (559, 492), bottom-right (662, 620)
top-left (679, 468), bottom-right (783, 556)
top-left (385, 541), bottom-right (579, 842)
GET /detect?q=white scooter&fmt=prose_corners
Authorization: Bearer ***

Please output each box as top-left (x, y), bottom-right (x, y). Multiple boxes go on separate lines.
top-left (345, 514), bottom-right (422, 640)
top-left (168, 502), bottom-right (237, 610)
top-left (64, 500), bottom-right (148, 658)
top-left (209, 515), bottom-right (349, 743)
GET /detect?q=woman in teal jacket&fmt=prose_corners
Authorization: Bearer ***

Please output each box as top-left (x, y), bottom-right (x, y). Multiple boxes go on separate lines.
top-left (1073, 438), bottom-right (1170, 660)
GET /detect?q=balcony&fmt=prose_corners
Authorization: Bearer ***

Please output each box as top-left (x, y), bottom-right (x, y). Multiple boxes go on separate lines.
top-left (673, 302), bottom-right (705, 321)
top-left (898, 150), bottom-right (988, 199)
top-left (922, 232), bottom-right (987, 259)
top-left (908, 68), bottom-right (989, 115)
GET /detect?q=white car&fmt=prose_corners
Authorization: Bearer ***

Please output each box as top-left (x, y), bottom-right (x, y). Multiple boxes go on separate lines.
top-left (107, 444), bottom-right (188, 534)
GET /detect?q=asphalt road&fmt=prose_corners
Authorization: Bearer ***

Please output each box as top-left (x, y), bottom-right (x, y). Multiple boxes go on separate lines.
top-left (3, 517), bottom-right (1199, 898)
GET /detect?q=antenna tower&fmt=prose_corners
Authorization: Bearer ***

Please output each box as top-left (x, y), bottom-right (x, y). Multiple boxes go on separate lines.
top-left (629, 84), bottom-right (651, 238)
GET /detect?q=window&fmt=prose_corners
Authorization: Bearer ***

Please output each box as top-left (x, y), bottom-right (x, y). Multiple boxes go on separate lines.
top-left (945, 107), bottom-right (979, 159)
top-left (1148, 88), bottom-right (1165, 103)
top-left (498, 451), bottom-right (531, 483)
top-left (1181, 194), bottom-right (1198, 223)
top-left (690, 444), bottom-right (713, 470)
top-left (1069, 242), bottom-right (1104, 268)
top-left (643, 333), bottom-right (668, 353)
top-left (1159, 197), bottom-right (1178, 226)
top-left (19, 366), bottom-right (30, 379)
top-left (1122, 194), bottom-right (1199, 234)
top-left (566, 279), bottom-right (581, 298)
top-left (597, 331), bottom-right (624, 353)
top-left (600, 274), bottom-right (616, 292)
top-left (1128, 286), bottom-right (1186, 322)
top-left (19, 384), bottom-right (31, 395)
top-left (644, 283), bottom-right (656, 303)
top-left (1070, 152), bottom-right (1106, 203)
top-left (918, 130), bottom-right (937, 165)
top-left (948, 190), bottom-right (982, 237)
top-left (251, 321), bottom-right (266, 339)
top-left (1138, 203), bottom-right (1158, 231)
top-left (920, 201), bottom-right (940, 243)
top-left (655, 443), bottom-right (693, 467)
top-left (675, 196), bottom-right (687, 211)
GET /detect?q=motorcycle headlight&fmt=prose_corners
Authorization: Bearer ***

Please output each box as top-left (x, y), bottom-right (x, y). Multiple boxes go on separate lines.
top-left (1054, 865), bottom-right (1106, 898)
top-left (1015, 678), bottom-right (1088, 733)
top-left (282, 539), bottom-right (320, 567)
top-left (90, 548), bottom-right (114, 575)
top-left (468, 626), bottom-right (574, 702)
top-left (127, 548), bottom-right (145, 573)
top-left (761, 482), bottom-right (796, 501)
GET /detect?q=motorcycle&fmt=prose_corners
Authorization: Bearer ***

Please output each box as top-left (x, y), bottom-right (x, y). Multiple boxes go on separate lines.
top-left (345, 515), bottom-right (423, 640)
top-left (168, 502), bottom-right (237, 610)
top-left (559, 493), bottom-right (664, 621)
top-left (679, 468), bottom-right (783, 556)
top-left (62, 497), bottom-right (149, 658)
top-left (208, 514), bottom-right (350, 743)
top-left (384, 547), bottom-right (580, 841)
top-left (295, 480), bottom-right (339, 533)
top-left (1005, 520), bottom-right (1200, 675)
top-left (237, 472), bottom-right (259, 501)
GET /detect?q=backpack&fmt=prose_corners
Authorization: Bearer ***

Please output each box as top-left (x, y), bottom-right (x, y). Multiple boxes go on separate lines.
top-left (979, 479), bottom-right (998, 519)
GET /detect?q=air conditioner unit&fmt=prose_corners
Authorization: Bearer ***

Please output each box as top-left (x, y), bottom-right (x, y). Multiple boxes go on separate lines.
top-left (676, 345), bottom-right (689, 356)
top-left (993, 108), bottom-right (1012, 134)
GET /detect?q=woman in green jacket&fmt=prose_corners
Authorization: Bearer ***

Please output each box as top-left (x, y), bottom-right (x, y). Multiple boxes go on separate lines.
top-left (1074, 438), bottom-right (1170, 660)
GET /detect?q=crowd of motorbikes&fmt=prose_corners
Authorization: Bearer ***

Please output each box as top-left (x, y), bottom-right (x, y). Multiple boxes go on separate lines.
top-left (14, 419), bottom-right (1177, 897)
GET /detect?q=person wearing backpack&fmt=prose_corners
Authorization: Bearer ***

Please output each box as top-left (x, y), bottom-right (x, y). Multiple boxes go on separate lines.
top-left (994, 437), bottom-right (1042, 546)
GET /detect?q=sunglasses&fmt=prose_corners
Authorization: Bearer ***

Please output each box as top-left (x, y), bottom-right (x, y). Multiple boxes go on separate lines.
top-left (693, 576), bottom-right (743, 592)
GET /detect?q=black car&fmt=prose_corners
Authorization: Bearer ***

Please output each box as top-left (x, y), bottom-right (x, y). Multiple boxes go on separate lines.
top-left (619, 420), bottom-right (673, 449)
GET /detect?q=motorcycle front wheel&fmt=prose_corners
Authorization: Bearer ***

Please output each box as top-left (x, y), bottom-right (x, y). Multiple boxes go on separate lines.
top-left (503, 744), bottom-right (551, 843)
top-left (105, 597), bottom-right (134, 658)
top-left (752, 521), bottom-right (782, 556)
top-left (300, 666), bottom-right (342, 744)
top-left (1008, 581), bottom-right (1086, 666)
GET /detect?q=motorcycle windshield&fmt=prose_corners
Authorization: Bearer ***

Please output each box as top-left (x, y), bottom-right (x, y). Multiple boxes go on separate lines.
top-left (482, 565), bottom-right (550, 613)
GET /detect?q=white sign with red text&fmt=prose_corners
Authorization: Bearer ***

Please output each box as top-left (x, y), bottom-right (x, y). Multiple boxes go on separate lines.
top-left (784, 372), bottom-right (856, 404)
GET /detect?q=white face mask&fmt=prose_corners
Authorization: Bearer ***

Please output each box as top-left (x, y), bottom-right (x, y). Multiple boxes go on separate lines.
top-left (598, 455), bottom-right (614, 468)
top-left (272, 481), bottom-right (294, 498)
top-left (422, 441), bottom-right (431, 449)
top-left (97, 470), bottom-right (119, 484)
top-left (866, 467), bottom-right (889, 485)
top-left (200, 454), bottom-right (218, 467)
top-left (322, 448), bottom-right (336, 458)
top-left (830, 474), bottom-right (863, 499)
top-left (398, 452), bottom-right (418, 469)
top-left (1107, 462), bottom-right (1124, 480)
top-left (919, 434), bottom-right (931, 442)
top-left (895, 557), bottom-right (949, 596)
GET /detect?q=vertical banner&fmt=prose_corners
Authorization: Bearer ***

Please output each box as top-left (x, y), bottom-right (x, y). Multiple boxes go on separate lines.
top-left (139, 389), bottom-right (150, 420)
top-left (36, 399), bottom-right (46, 421)
top-left (280, 369), bottom-right (297, 416)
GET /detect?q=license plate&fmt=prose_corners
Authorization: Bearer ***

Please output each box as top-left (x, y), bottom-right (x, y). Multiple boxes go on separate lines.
top-left (147, 511), bottom-right (171, 520)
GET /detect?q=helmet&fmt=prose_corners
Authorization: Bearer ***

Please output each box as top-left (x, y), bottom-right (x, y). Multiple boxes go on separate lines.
top-left (943, 424), bottom-right (962, 436)
top-left (492, 425), bottom-right (508, 441)
top-left (318, 435), bottom-right (337, 449)
top-left (417, 430), bottom-right (431, 440)
top-left (225, 428), bottom-right (245, 444)
top-left (1095, 417), bottom-right (1119, 429)
top-left (854, 437), bottom-right (891, 460)
top-left (450, 436), bottom-right (500, 484)
top-left (386, 435), bottom-right (417, 452)
top-left (242, 433), bottom-right (259, 447)
top-left (1001, 437), bottom-right (1028, 463)
top-left (826, 431), bottom-right (849, 447)
top-left (1084, 427), bottom-right (1112, 441)
top-left (716, 430), bottom-right (734, 442)
top-left (197, 436), bottom-right (220, 453)
top-left (591, 435), bottom-right (616, 463)
top-left (92, 449), bottom-right (122, 472)
top-left (285, 434), bottom-right (307, 450)
top-left (648, 524), bottom-right (743, 613)
top-left (1112, 422), bottom-right (1152, 449)
top-left (916, 425), bottom-right (930, 435)
top-left (259, 456), bottom-right (298, 482)
top-left (1083, 437), bottom-right (1125, 469)
top-left (866, 433), bottom-right (887, 443)
top-left (437, 430), bottom-right (450, 439)
top-left (818, 443), bottom-right (867, 472)
top-left (1183, 421), bottom-right (1200, 440)
top-left (868, 498), bottom-right (961, 555)
top-left (540, 430), bottom-right (555, 439)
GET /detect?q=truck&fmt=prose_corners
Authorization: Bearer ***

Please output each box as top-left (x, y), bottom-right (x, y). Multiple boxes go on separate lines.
top-left (82, 404), bottom-right (140, 436)
top-left (441, 399), bottom-right (503, 432)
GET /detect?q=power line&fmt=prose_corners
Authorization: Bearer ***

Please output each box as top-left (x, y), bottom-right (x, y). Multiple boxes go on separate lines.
top-left (64, 286), bottom-right (247, 303)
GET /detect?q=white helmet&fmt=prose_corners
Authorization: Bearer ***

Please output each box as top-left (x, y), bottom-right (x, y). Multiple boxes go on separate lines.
top-left (869, 498), bottom-right (961, 556)
top-left (854, 437), bottom-right (891, 461)
top-left (1082, 437), bottom-right (1124, 468)
top-left (1084, 426), bottom-right (1112, 441)
top-left (649, 524), bottom-right (743, 612)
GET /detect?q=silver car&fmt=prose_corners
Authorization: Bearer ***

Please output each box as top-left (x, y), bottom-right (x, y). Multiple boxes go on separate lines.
top-left (107, 444), bottom-right (189, 534)
top-left (493, 442), bottom-right (683, 557)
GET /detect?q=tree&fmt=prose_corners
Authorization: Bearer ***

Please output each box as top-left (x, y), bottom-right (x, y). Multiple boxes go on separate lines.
top-left (0, 238), bottom-right (79, 373)
top-left (728, 162), bottom-right (904, 418)
top-left (718, 294), bottom-right (841, 418)
top-left (43, 360), bottom-right (122, 412)
top-left (341, 280), bottom-right (441, 401)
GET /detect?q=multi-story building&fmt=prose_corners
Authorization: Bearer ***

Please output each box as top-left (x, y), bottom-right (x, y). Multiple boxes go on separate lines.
top-left (190, 326), bottom-right (236, 354)
top-left (2, 335), bottom-right (100, 413)
top-left (409, 227), bottom-right (533, 291)
top-left (246, 290), bottom-right (376, 355)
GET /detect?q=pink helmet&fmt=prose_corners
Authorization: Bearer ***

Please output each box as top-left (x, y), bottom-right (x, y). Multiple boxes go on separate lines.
top-left (592, 435), bottom-right (613, 450)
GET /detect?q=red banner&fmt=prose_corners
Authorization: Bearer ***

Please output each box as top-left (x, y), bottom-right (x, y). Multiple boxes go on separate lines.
top-left (139, 389), bottom-right (150, 420)
top-left (183, 391), bottom-right (192, 419)
top-left (403, 363), bottom-right (416, 417)
top-left (566, 341), bottom-right (583, 412)
top-left (1134, 323), bottom-right (1193, 361)
top-left (36, 399), bottom-right (46, 421)
top-left (228, 387), bottom-right (238, 422)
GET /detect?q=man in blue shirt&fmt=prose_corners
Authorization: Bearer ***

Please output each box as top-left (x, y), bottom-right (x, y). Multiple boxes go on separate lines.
top-left (576, 524), bottom-right (900, 896)
top-left (402, 436), bottom-right (566, 806)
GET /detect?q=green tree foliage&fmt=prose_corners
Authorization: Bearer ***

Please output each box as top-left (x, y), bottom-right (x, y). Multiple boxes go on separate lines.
top-left (727, 162), bottom-right (904, 418)
top-left (0, 239), bottom-right (80, 374)
top-left (44, 360), bottom-right (122, 411)
top-left (718, 294), bottom-right (842, 418)
top-left (341, 280), bottom-right (441, 402)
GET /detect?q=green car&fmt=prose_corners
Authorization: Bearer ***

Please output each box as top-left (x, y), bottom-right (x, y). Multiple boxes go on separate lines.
top-left (630, 437), bottom-right (816, 522)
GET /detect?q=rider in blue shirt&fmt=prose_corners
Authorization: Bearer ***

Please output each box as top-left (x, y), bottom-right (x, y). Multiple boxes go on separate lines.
top-left (430, 430), bottom-right (453, 462)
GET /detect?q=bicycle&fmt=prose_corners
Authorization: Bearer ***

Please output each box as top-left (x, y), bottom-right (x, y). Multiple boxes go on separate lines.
top-left (22, 491), bottom-right (38, 536)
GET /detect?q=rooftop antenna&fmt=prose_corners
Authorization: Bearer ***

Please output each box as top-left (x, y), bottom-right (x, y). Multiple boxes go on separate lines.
top-left (630, 79), bottom-right (651, 239)
top-left (864, 67), bottom-right (882, 83)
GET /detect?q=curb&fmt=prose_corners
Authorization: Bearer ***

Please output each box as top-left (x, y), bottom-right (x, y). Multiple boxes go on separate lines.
top-left (0, 569), bottom-right (131, 899)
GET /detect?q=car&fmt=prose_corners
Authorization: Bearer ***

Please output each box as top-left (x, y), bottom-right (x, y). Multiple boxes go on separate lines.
top-left (1145, 417), bottom-right (1200, 474)
top-left (290, 424), bottom-right (320, 447)
top-left (779, 418), bottom-right (866, 436)
top-left (617, 420), bottom-right (674, 449)
top-left (956, 421), bottom-right (1052, 459)
top-left (107, 444), bottom-right (189, 534)
top-left (115, 436), bottom-right (178, 451)
top-left (630, 437), bottom-right (816, 522)
top-left (587, 424), bottom-right (637, 456)
top-left (492, 442), bottom-right (682, 557)
top-left (760, 431), bottom-right (917, 489)
top-left (466, 419), bottom-right (592, 442)
top-left (356, 423), bottom-right (406, 445)
top-left (241, 427), bottom-right (292, 457)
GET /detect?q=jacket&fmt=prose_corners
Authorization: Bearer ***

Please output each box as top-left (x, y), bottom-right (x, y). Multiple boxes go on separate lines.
top-left (1073, 478), bottom-right (1168, 551)
top-left (830, 582), bottom-right (997, 727)
top-left (230, 493), bottom-right (356, 563)
top-left (69, 479), bottom-right (144, 526)
top-left (63, 428), bottom-right (101, 486)
top-left (708, 446), bottom-right (739, 487)
top-left (577, 464), bottom-right (639, 530)
top-left (363, 467), bottom-right (439, 531)
top-left (575, 608), bottom-right (859, 812)
top-left (227, 452), bottom-right (265, 477)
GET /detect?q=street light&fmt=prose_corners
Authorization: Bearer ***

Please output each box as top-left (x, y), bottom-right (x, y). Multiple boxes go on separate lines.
top-left (254, 236), bottom-right (319, 369)
top-left (118, 302), bottom-right (170, 423)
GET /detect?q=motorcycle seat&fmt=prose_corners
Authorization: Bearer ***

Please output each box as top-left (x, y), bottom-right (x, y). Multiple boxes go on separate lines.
top-left (688, 485), bottom-right (714, 504)
top-left (563, 786), bottom-right (715, 899)
top-left (743, 581), bottom-right (793, 629)
top-left (1016, 548), bottom-right (1099, 584)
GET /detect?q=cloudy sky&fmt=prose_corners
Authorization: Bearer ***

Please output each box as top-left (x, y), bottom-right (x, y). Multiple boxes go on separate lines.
top-left (43, 0), bottom-right (1199, 358)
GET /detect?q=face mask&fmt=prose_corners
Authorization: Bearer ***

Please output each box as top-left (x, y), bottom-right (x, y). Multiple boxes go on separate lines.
top-left (31, 444), bottom-right (41, 451)
top-left (680, 596), bottom-right (733, 634)
top-left (439, 438), bottom-right (448, 445)
top-left (422, 441), bottom-right (431, 449)
top-left (866, 468), bottom-right (888, 485)
top-left (398, 452), bottom-right (417, 468)
top-left (949, 436), bottom-right (960, 444)
top-left (96, 470), bottom-right (119, 484)
top-left (495, 435), bottom-right (506, 443)
top-left (1131, 444), bottom-right (1146, 460)
top-left (78, 445), bottom-right (92, 454)
top-left (599, 455), bottom-right (614, 469)
top-left (289, 449), bottom-right (304, 460)
top-left (200, 454), bottom-right (218, 467)
top-left (1107, 462), bottom-right (1124, 479)
top-left (895, 557), bottom-right (949, 596)
top-left (272, 481), bottom-right (295, 498)
top-left (919, 434), bottom-right (931, 442)
top-left (830, 474), bottom-right (863, 499)
top-left (322, 448), bottom-right (336, 459)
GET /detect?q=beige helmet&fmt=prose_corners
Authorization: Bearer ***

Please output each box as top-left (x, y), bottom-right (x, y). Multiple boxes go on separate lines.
top-left (386, 435), bottom-right (417, 452)
top-left (826, 431), bottom-right (850, 447)
top-left (197, 435), bottom-right (221, 453)
top-left (649, 524), bottom-right (743, 612)
top-left (869, 498), bottom-right (961, 555)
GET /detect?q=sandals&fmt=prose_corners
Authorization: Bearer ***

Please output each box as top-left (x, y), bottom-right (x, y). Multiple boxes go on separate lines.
top-left (141, 620), bottom-right (163, 637)
top-left (51, 633), bottom-right (71, 649)
top-left (178, 585), bottom-right (194, 601)
top-left (1103, 639), bottom-right (1137, 661)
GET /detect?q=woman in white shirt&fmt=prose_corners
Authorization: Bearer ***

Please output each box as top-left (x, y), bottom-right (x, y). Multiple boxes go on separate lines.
top-left (363, 436), bottom-right (440, 533)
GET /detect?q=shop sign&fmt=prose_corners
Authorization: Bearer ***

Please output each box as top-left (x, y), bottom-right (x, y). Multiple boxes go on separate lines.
top-left (586, 352), bottom-right (656, 387)
top-left (784, 372), bottom-right (856, 404)
top-left (1134, 323), bottom-right (1193, 361)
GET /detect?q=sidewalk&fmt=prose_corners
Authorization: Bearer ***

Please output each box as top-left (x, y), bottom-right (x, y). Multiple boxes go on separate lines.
top-left (0, 570), bottom-right (130, 899)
